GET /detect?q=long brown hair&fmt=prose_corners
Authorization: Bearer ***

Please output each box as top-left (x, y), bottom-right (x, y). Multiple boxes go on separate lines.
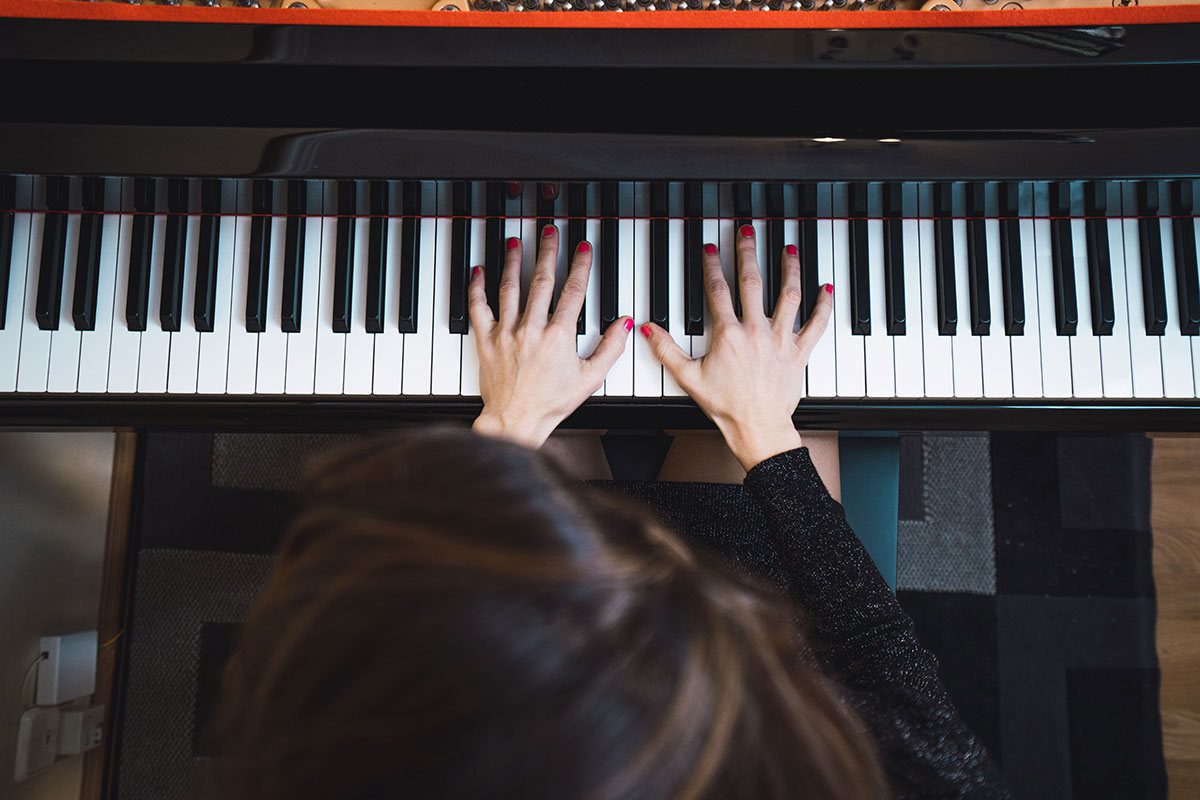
top-left (209, 427), bottom-right (888, 800)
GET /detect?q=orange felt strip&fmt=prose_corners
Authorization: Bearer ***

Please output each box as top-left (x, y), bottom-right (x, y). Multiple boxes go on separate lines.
top-left (3, 0), bottom-right (1200, 28)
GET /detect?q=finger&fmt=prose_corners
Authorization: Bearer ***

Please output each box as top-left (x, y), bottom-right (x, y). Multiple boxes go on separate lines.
top-left (552, 240), bottom-right (592, 327)
top-left (641, 321), bottom-right (695, 388)
top-left (796, 283), bottom-right (834, 356)
top-left (467, 265), bottom-right (495, 336)
top-left (736, 223), bottom-right (765, 322)
top-left (498, 237), bottom-right (522, 328)
top-left (584, 316), bottom-right (634, 386)
top-left (772, 243), bottom-right (804, 335)
top-left (702, 243), bottom-right (736, 327)
top-left (525, 225), bottom-right (559, 320)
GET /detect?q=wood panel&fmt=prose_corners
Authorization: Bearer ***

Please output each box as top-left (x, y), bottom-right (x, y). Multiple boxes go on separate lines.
top-left (1150, 434), bottom-right (1200, 800)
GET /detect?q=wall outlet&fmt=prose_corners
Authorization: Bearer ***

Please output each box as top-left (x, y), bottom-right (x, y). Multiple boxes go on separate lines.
top-left (37, 631), bottom-right (97, 706)
top-left (14, 707), bottom-right (60, 782)
top-left (58, 705), bottom-right (105, 756)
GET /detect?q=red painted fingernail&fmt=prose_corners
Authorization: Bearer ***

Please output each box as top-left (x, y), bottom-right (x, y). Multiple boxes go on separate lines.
top-left (624, 318), bottom-right (634, 332)
top-left (543, 225), bottom-right (556, 238)
top-left (740, 224), bottom-right (754, 238)
top-left (640, 323), bottom-right (652, 339)
top-left (472, 266), bottom-right (481, 277)
top-left (505, 181), bottom-right (522, 199)
top-left (824, 283), bottom-right (834, 294)
top-left (578, 241), bottom-right (590, 254)
top-left (786, 244), bottom-right (798, 256)
top-left (540, 182), bottom-right (559, 203)
top-left (506, 237), bottom-right (519, 251)
top-left (704, 243), bottom-right (717, 255)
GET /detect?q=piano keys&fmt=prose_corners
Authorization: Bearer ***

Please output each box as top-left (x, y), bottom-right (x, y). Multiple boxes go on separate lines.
top-left (3, 175), bottom-right (1200, 407)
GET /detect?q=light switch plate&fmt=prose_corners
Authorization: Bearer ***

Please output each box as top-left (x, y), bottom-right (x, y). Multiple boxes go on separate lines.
top-left (15, 707), bottom-right (60, 782)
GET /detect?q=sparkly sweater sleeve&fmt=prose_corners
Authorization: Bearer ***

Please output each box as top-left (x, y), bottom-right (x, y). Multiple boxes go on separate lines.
top-left (744, 447), bottom-right (1012, 800)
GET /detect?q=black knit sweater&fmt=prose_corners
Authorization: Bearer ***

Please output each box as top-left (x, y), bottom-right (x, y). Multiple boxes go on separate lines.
top-left (606, 446), bottom-right (1013, 799)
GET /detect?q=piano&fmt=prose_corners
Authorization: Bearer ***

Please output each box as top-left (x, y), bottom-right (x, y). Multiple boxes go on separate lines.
top-left (3, 2), bottom-right (1200, 429)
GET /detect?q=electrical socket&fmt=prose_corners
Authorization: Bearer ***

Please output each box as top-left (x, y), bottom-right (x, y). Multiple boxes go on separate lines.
top-left (37, 632), bottom-right (97, 706)
top-left (58, 705), bottom-right (105, 756)
top-left (14, 707), bottom-right (60, 782)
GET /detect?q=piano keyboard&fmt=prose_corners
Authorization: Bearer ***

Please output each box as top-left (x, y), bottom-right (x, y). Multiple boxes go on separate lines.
top-left (2, 175), bottom-right (1200, 401)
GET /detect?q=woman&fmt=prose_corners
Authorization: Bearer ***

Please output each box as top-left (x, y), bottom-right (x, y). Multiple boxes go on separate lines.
top-left (210, 225), bottom-right (1012, 799)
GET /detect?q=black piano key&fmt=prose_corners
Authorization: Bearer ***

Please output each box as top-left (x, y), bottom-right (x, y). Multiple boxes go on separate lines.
top-left (599, 181), bottom-right (619, 332)
top-left (732, 182), bottom-right (752, 317)
top-left (848, 183), bottom-right (870, 335)
top-left (933, 183), bottom-right (957, 335)
top-left (398, 180), bottom-right (420, 334)
top-left (965, 182), bottom-right (990, 335)
top-left (883, 182), bottom-right (906, 335)
top-left (245, 179), bottom-right (272, 334)
top-left (332, 180), bottom-right (356, 334)
top-left (684, 182), bottom-right (704, 335)
top-left (449, 180), bottom-right (471, 335)
top-left (194, 178), bottom-right (222, 333)
top-left (281, 179), bottom-right (308, 334)
top-left (765, 183), bottom-right (784, 317)
top-left (1170, 180), bottom-right (1200, 336)
top-left (1137, 181), bottom-right (1167, 335)
top-left (35, 176), bottom-right (70, 331)
top-left (1084, 181), bottom-right (1115, 336)
top-left (0, 176), bottom-right (15, 329)
top-left (484, 181), bottom-right (505, 322)
top-left (649, 181), bottom-right (669, 328)
top-left (998, 182), bottom-right (1025, 335)
top-left (536, 184), bottom-right (556, 314)
top-left (126, 177), bottom-right (156, 332)
top-left (798, 182), bottom-right (818, 323)
top-left (365, 180), bottom-right (388, 334)
top-left (160, 177), bottom-right (189, 333)
top-left (71, 177), bottom-right (105, 331)
top-left (1049, 182), bottom-right (1078, 336)
top-left (568, 182), bottom-right (587, 334)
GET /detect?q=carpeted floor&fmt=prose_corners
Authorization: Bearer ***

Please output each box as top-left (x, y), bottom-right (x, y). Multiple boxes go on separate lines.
top-left (113, 430), bottom-right (1165, 800)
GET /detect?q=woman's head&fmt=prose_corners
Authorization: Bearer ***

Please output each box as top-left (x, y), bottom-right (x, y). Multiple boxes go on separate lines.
top-left (210, 428), bottom-right (886, 800)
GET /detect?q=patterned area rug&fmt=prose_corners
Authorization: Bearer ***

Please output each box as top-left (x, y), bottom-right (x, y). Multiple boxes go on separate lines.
top-left (113, 431), bottom-right (1164, 800)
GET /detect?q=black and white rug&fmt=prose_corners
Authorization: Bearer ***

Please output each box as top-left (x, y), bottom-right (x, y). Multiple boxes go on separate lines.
top-left (113, 430), bottom-right (1165, 800)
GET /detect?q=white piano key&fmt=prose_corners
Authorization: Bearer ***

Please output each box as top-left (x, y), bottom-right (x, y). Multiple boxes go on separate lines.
top-left (633, 182), bottom-right (661, 397)
top-left (605, 182), bottom-right (635, 397)
top-left (1158, 216), bottom-right (1196, 398)
top-left (981, 197), bottom-right (1014, 398)
top-left (107, 186), bottom-right (141, 394)
top-left (225, 212), bottom-right (259, 394)
top-left (693, 184), bottom-right (720, 362)
top-left (1032, 184), bottom-right (1072, 399)
top-left (402, 181), bottom-right (437, 396)
top-left (750, 183), bottom-right (768, 317)
top-left (167, 211), bottom-right (202, 394)
top-left (831, 183), bottom-right (865, 398)
top-left (198, 180), bottom-right (238, 394)
top-left (431, 182), bottom-right (462, 395)
top-left (285, 183), bottom-right (324, 395)
top-left (894, 183), bottom-right (925, 398)
top-left (16, 188), bottom-right (49, 393)
top-left (719, 181), bottom-right (740, 324)
top-left (373, 186), bottom-right (404, 396)
top-left (782, 184), bottom-right (805, 399)
top-left (46, 212), bottom-right (82, 393)
top-left (255, 195), bottom-right (289, 395)
top-left (1098, 182), bottom-right (1133, 398)
top-left (949, 192), bottom-right (983, 398)
top-left (460, 195), bottom-right (485, 398)
top-left (1010, 184), bottom-right (1044, 399)
top-left (343, 184), bottom-right (375, 396)
top-left (664, 184), bottom-right (687, 397)
top-left (863, 185), bottom-right (895, 398)
top-left (584, 210), bottom-right (604, 396)
top-left (1067, 184), bottom-right (1103, 398)
top-left (1120, 182), bottom-right (1164, 398)
top-left (135, 214), bottom-right (171, 393)
top-left (806, 183), bottom-right (837, 398)
top-left (314, 183), bottom-right (345, 395)
top-left (520, 182), bottom-right (539, 307)
top-left (0, 178), bottom-right (33, 391)
top-left (78, 181), bottom-right (122, 394)
top-left (916, 183), bottom-right (953, 398)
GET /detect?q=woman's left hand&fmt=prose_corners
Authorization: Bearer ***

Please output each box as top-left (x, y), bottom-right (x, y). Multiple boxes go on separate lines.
top-left (470, 227), bottom-right (633, 449)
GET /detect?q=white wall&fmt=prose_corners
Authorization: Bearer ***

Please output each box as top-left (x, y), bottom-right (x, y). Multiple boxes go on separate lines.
top-left (0, 432), bottom-right (114, 800)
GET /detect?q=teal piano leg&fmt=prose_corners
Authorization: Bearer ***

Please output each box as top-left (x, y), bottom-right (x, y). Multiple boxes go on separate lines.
top-left (838, 432), bottom-right (900, 592)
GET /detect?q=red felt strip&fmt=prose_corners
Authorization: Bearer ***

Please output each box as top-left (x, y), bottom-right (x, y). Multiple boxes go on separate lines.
top-left (3, 0), bottom-right (1200, 28)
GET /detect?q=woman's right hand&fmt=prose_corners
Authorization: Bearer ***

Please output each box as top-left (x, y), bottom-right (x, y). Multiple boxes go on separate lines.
top-left (640, 225), bottom-right (833, 472)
